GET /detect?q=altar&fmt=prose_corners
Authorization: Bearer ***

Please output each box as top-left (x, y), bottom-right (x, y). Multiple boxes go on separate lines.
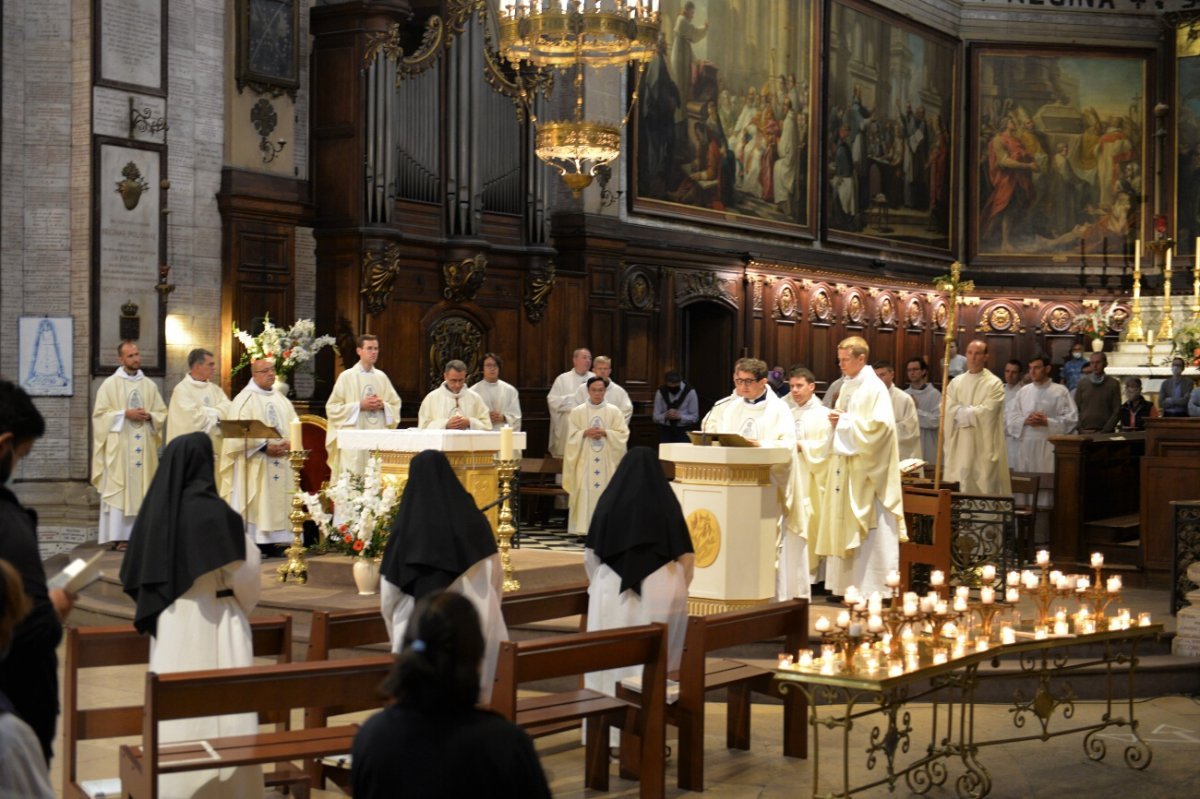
top-left (1107, 297), bottom-right (1199, 401)
top-left (338, 428), bottom-right (527, 532)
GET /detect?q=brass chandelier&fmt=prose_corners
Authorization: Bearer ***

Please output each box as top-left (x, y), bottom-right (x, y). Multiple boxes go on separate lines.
top-left (495, 0), bottom-right (661, 196)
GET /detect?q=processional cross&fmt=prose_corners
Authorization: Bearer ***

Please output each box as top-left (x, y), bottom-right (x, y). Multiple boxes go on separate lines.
top-left (932, 262), bottom-right (973, 489)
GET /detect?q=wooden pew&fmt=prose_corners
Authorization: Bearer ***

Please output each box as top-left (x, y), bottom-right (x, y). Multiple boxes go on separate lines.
top-left (491, 623), bottom-right (669, 799)
top-left (117, 655), bottom-right (393, 799)
top-left (616, 599), bottom-right (810, 791)
top-left (62, 615), bottom-right (303, 799)
top-left (518, 456), bottom-right (567, 524)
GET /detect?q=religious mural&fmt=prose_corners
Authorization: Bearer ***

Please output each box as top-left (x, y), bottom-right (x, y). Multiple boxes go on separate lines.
top-left (631, 0), bottom-right (818, 236)
top-left (824, 0), bottom-right (959, 256)
top-left (970, 45), bottom-right (1150, 266)
top-left (1175, 23), bottom-right (1200, 258)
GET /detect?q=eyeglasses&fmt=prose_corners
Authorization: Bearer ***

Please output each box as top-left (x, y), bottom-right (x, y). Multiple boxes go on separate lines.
top-left (734, 377), bottom-right (762, 387)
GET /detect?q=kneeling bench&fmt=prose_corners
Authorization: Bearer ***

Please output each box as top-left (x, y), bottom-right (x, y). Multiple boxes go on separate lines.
top-left (118, 654), bottom-right (393, 799)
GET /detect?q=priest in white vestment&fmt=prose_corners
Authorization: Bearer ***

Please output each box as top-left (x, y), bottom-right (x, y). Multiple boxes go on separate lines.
top-left (1002, 359), bottom-right (1025, 468)
top-left (563, 377), bottom-right (630, 535)
top-left (904, 357), bottom-right (942, 464)
top-left (782, 368), bottom-right (831, 600)
top-left (417, 359), bottom-right (491, 430)
top-left (219, 359), bottom-right (297, 546)
top-left (120, 433), bottom-right (263, 798)
top-left (546, 348), bottom-right (593, 457)
top-left (1006, 355), bottom-right (1077, 510)
top-left (166, 348), bottom-right (231, 447)
top-left (379, 450), bottom-right (508, 703)
top-left (92, 341), bottom-right (167, 545)
top-left (470, 352), bottom-right (522, 432)
top-left (572, 355), bottom-right (633, 423)
top-left (944, 340), bottom-right (1011, 496)
top-left (325, 334), bottom-right (402, 477)
top-left (584, 447), bottom-right (693, 745)
top-left (876, 361), bottom-right (921, 463)
top-left (814, 338), bottom-right (906, 598)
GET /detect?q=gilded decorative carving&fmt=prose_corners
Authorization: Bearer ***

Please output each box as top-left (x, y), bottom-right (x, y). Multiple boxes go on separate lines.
top-left (1043, 305), bottom-right (1074, 333)
top-left (360, 243), bottom-right (403, 317)
top-left (1109, 305), bottom-right (1129, 332)
top-left (686, 509), bottom-right (721, 569)
top-left (906, 298), bottom-right (924, 329)
top-left (620, 267), bottom-right (656, 311)
top-left (524, 261), bottom-right (556, 323)
top-left (934, 301), bottom-right (949, 330)
top-left (877, 294), bottom-right (896, 328)
top-left (674, 271), bottom-right (738, 306)
top-left (810, 288), bottom-right (833, 324)
top-left (427, 316), bottom-right (484, 389)
top-left (115, 162), bottom-right (149, 210)
top-left (752, 275), bottom-right (765, 312)
top-left (979, 302), bottom-right (1018, 334)
top-left (845, 292), bottom-right (865, 326)
top-left (674, 463), bottom-right (773, 486)
top-left (443, 254), bottom-right (487, 302)
top-left (774, 282), bottom-right (799, 321)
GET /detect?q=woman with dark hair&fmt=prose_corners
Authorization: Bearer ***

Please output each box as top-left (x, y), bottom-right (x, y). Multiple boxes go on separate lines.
top-left (380, 449), bottom-right (508, 702)
top-left (119, 432), bottom-right (262, 798)
top-left (584, 447), bottom-right (693, 742)
top-left (351, 592), bottom-right (551, 799)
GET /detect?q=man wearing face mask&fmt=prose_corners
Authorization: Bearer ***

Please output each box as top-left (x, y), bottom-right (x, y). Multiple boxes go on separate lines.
top-left (1074, 352), bottom-right (1121, 433)
top-left (1060, 343), bottom-right (1087, 391)
top-left (1119, 378), bottom-right (1156, 431)
top-left (0, 381), bottom-right (75, 764)
top-left (1159, 357), bottom-right (1193, 418)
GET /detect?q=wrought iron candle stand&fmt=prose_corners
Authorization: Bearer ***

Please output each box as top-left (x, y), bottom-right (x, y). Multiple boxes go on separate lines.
top-left (494, 455), bottom-right (521, 593)
top-left (278, 449), bottom-right (310, 584)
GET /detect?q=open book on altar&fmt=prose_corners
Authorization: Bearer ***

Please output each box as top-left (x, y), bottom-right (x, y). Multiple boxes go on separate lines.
top-left (218, 419), bottom-right (283, 439)
top-left (686, 432), bottom-right (757, 447)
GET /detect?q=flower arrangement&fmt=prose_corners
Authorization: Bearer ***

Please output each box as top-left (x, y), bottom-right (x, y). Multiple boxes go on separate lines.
top-left (300, 454), bottom-right (400, 559)
top-left (1069, 302), bottom-right (1118, 341)
top-left (1171, 320), bottom-right (1200, 368)
top-left (232, 314), bottom-right (337, 382)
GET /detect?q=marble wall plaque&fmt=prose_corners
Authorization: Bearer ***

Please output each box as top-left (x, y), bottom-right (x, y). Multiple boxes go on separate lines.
top-left (96, 141), bottom-right (162, 370)
top-left (97, 0), bottom-right (164, 92)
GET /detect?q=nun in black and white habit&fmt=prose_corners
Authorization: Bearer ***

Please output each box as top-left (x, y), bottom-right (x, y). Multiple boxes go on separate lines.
top-left (380, 449), bottom-right (508, 703)
top-left (119, 432), bottom-right (262, 798)
top-left (584, 447), bottom-right (694, 715)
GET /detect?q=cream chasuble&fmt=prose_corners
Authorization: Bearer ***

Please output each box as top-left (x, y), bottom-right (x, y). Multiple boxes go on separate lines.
top-left (904, 383), bottom-right (942, 464)
top-left (563, 402), bottom-right (629, 535)
top-left (573, 379), bottom-right (634, 423)
top-left (91, 369), bottom-right (167, 543)
top-left (889, 385), bottom-right (922, 463)
top-left (219, 383), bottom-right (297, 544)
top-left (944, 369), bottom-right (1011, 496)
top-left (417, 383), bottom-right (491, 429)
top-left (166, 376), bottom-right (231, 446)
top-left (815, 366), bottom-right (905, 596)
top-left (325, 363), bottom-right (402, 476)
top-left (470, 378), bottom-right (523, 430)
top-left (546, 369), bottom-right (593, 457)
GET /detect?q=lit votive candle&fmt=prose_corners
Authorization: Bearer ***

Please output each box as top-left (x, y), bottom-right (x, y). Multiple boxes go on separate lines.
top-left (952, 645), bottom-right (966, 660)
top-left (1119, 607), bottom-right (1132, 623)
top-left (953, 596), bottom-right (968, 613)
top-left (815, 615), bottom-right (831, 633)
top-left (886, 570), bottom-right (901, 588)
top-left (836, 610), bottom-right (851, 628)
top-left (1138, 612), bottom-right (1152, 627)
top-left (1076, 577), bottom-right (1090, 592)
top-left (1054, 620), bottom-right (1070, 636)
top-left (1034, 625), bottom-right (1049, 640)
top-left (932, 649), bottom-right (948, 665)
top-left (1001, 626), bottom-right (1017, 645)
top-left (798, 650), bottom-right (814, 667)
top-left (1050, 569), bottom-right (1063, 585)
top-left (1107, 576), bottom-right (1122, 594)
top-left (1079, 619), bottom-right (1096, 635)
top-left (919, 595), bottom-right (935, 613)
top-left (868, 614), bottom-right (884, 633)
top-left (1037, 550), bottom-right (1050, 566)
top-left (982, 564), bottom-right (996, 583)
top-left (906, 653), bottom-right (921, 671)
top-left (848, 622), bottom-right (863, 638)
top-left (1007, 570), bottom-right (1021, 587)
top-left (1091, 552), bottom-right (1104, 569)
top-left (821, 644), bottom-right (837, 660)
top-left (888, 660), bottom-right (905, 678)
top-left (1023, 571), bottom-right (1039, 590)
top-left (1006, 587), bottom-right (1020, 604)
top-left (844, 585), bottom-right (861, 604)
top-left (935, 601), bottom-right (948, 616)
top-left (866, 656), bottom-right (880, 673)
top-left (976, 639), bottom-right (990, 653)
top-left (901, 627), bottom-right (915, 643)
top-left (820, 660), bottom-right (835, 676)
top-left (778, 653), bottom-right (794, 669)
top-left (903, 601), bottom-right (918, 617)
top-left (980, 586), bottom-right (995, 604)
top-left (930, 570), bottom-right (945, 587)
top-left (956, 585), bottom-right (970, 600)
top-left (868, 591), bottom-right (883, 615)
top-left (1055, 608), bottom-right (1067, 624)
top-left (943, 622), bottom-right (958, 638)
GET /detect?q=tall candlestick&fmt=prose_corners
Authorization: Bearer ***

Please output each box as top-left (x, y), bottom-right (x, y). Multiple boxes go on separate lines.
top-left (1159, 243), bottom-right (1175, 341)
top-left (1126, 239), bottom-right (1145, 342)
top-left (500, 425), bottom-right (514, 460)
top-left (290, 417), bottom-right (304, 451)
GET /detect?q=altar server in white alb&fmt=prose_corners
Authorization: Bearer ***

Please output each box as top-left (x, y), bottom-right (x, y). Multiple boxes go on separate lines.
top-left (904, 357), bottom-right (941, 465)
top-left (943, 340), bottom-right (1011, 496)
top-left (875, 360), bottom-right (921, 463)
top-left (325, 334), bottom-right (402, 477)
top-left (1005, 354), bottom-right (1077, 509)
top-left (219, 359), bottom-right (297, 547)
top-left (563, 377), bottom-right (630, 536)
top-left (417, 360), bottom-right (491, 430)
top-left (546, 348), bottom-right (593, 457)
top-left (782, 367), bottom-right (831, 601)
top-left (379, 450), bottom-right (508, 703)
top-left (814, 337), bottom-right (906, 598)
top-left (166, 348), bottom-right (231, 447)
top-left (120, 433), bottom-right (262, 798)
top-left (92, 340), bottom-right (167, 546)
top-left (470, 352), bottom-right (522, 432)
top-left (572, 355), bottom-right (633, 424)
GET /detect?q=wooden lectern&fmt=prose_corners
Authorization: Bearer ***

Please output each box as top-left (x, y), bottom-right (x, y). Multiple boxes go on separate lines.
top-left (218, 419), bottom-right (287, 518)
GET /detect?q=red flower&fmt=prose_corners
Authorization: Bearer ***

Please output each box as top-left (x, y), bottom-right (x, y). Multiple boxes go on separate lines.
top-left (343, 534), bottom-right (353, 544)
top-left (338, 524), bottom-right (348, 534)
top-left (353, 540), bottom-right (365, 552)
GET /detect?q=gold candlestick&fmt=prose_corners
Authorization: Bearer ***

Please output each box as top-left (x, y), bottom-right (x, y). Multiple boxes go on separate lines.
top-left (278, 449), bottom-right (310, 584)
top-left (494, 456), bottom-right (521, 592)
top-left (1150, 238), bottom-right (1175, 342)
top-left (1125, 239), bottom-right (1145, 342)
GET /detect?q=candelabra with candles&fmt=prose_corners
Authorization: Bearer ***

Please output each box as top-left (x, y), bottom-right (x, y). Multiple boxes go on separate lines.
top-left (494, 425), bottom-right (520, 592)
top-left (1126, 239), bottom-right (1146, 343)
top-left (1149, 237), bottom-right (1176, 342)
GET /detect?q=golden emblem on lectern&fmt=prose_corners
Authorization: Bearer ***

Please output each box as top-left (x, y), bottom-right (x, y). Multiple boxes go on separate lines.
top-left (685, 509), bottom-right (721, 569)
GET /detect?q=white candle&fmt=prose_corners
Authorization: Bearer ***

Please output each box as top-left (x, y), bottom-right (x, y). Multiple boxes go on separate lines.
top-left (956, 585), bottom-right (970, 599)
top-left (1079, 619), bottom-right (1096, 635)
top-left (981, 564), bottom-right (996, 583)
top-left (844, 585), bottom-right (861, 603)
top-left (1054, 620), bottom-right (1070, 636)
top-left (903, 601), bottom-right (918, 617)
top-left (798, 650), bottom-right (814, 667)
top-left (836, 610), bottom-right (851, 628)
top-left (1138, 612), bottom-right (1152, 627)
top-left (848, 622), bottom-right (863, 638)
top-left (499, 425), bottom-right (514, 460)
top-left (1007, 570), bottom-right (1021, 587)
top-left (866, 656), bottom-right (880, 673)
top-left (1076, 577), bottom-right (1089, 592)
top-left (981, 586), bottom-right (995, 604)
top-left (953, 596), bottom-right (968, 613)
top-left (1107, 576), bottom-right (1122, 593)
top-left (1005, 587), bottom-right (1020, 603)
top-left (1091, 552), bottom-right (1104, 569)
top-left (868, 592), bottom-right (883, 615)
top-left (777, 653), bottom-right (794, 669)
top-left (975, 639), bottom-right (990, 653)
top-left (930, 570), bottom-right (945, 587)
top-left (815, 616), bottom-right (831, 633)
top-left (1023, 572), bottom-right (1039, 590)
top-left (888, 661), bottom-right (904, 677)
top-left (1035, 626), bottom-right (1049, 640)
top-left (1050, 570), bottom-right (1063, 585)
top-left (919, 595), bottom-right (934, 613)
top-left (289, 417), bottom-right (304, 451)
top-left (935, 601), bottom-right (948, 616)
top-left (868, 614), bottom-right (884, 633)
top-left (1036, 550), bottom-right (1050, 566)
top-left (942, 622), bottom-right (958, 638)
top-left (932, 650), bottom-right (948, 665)
top-left (1001, 626), bottom-right (1017, 645)
top-left (886, 571), bottom-right (901, 588)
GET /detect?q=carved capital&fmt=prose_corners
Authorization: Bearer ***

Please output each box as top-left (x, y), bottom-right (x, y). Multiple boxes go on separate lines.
top-left (360, 243), bottom-right (403, 317)
top-left (443, 254), bottom-right (487, 302)
top-left (674, 271), bottom-right (738, 306)
top-left (524, 261), bottom-right (557, 323)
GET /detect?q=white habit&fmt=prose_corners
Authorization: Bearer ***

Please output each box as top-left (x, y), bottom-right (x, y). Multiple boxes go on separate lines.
top-left (573, 379), bottom-right (634, 424)
top-left (381, 554), bottom-right (508, 704)
top-left (1003, 384), bottom-right (1022, 468)
top-left (470, 378), bottom-right (523, 431)
top-left (325, 363), bottom-right (402, 476)
top-left (92, 369), bottom-right (167, 544)
top-left (417, 383), bottom-right (491, 430)
top-left (563, 402), bottom-right (630, 535)
top-left (944, 369), bottom-right (1011, 496)
top-left (546, 368), bottom-right (593, 457)
top-left (889, 385), bottom-right (922, 463)
top-left (166, 376), bottom-right (231, 447)
top-left (904, 383), bottom-right (942, 465)
top-left (149, 533), bottom-right (263, 798)
top-left (219, 382), bottom-right (297, 545)
top-left (1006, 381), bottom-right (1077, 509)
top-left (782, 395), bottom-right (832, 600)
